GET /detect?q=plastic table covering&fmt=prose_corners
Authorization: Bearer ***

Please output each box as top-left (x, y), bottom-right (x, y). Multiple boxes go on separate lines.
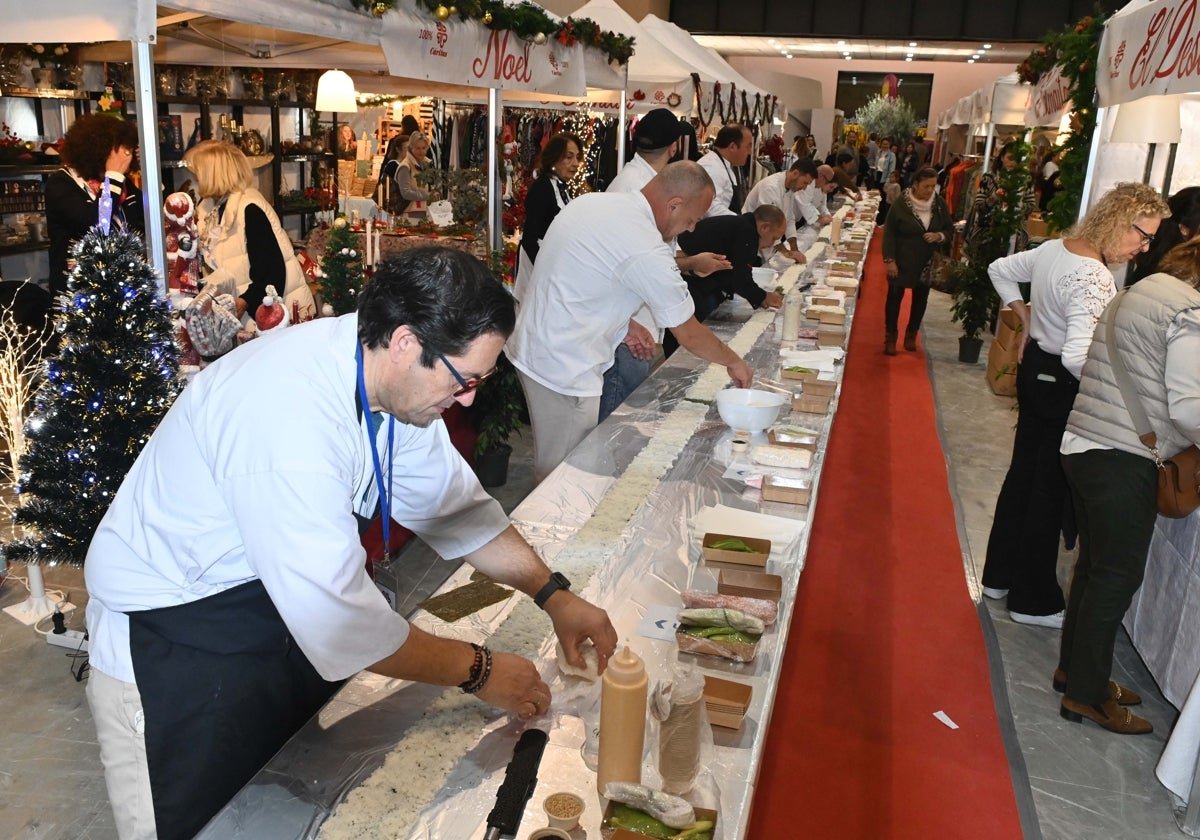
top-left (196, 208), bottom-right (873, 840)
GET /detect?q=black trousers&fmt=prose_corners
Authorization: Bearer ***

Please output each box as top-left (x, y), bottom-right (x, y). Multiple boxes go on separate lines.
top-left (982, 342), bottom-right (1078, 615)
top-left (884, 281), bottom-right (930, 336)
top-left (128, 580), bottom-right (343, 840)
top-left (1060, 448), bottom-right (1158, 704)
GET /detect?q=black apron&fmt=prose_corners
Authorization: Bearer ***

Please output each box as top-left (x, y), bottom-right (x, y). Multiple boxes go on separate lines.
top-left (128, 580), bottom-right (344, 840)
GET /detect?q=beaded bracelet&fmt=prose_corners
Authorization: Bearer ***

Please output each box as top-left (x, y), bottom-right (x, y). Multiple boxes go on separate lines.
top-left (458, 642), bottom-right (493, 694)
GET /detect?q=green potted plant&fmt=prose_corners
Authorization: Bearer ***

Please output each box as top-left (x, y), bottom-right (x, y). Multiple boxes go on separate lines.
top-left (950, 141), bottom-right (1031, 363)
top-left (471, 353), bottom-right (524, 487)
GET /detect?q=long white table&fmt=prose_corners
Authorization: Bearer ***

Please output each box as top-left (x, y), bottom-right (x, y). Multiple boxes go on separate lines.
top-left (196, 207), bottom-right (874, 840)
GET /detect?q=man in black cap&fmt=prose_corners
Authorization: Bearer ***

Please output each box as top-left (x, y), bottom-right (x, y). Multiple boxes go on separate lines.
top-left (599, 109), bottom-right (730, 421)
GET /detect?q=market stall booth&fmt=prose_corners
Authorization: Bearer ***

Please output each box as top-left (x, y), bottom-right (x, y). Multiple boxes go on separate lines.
top-left (1086, 1), bottom-right (1200, 829)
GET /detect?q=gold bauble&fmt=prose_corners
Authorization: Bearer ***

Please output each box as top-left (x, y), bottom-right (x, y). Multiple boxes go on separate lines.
top-left (435, 4), bottom-right (450, 20)
top-left (482, 11), bottom-right (493, 24)
top-left (371, 2), bottom-right (388, 15)
top-left (448, 5), bottom-right (457, 14)
top-left (332, 217), bottom-right (349, 229)
top-left (534, 32), bottom-right (546, 45)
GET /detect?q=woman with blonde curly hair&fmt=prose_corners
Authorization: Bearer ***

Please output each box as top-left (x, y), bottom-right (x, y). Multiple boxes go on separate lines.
top-left (981, 182), bottom-right (1169, 629)
top-left (1056, 235), bottom-right (1200, 733)
top-left (184, 140), bottom-right (315, 320)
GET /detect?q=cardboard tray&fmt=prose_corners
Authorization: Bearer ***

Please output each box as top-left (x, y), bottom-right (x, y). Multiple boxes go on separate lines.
top-left (781, 365), bottom-right (822, 382)
top-left (701, 532), bottom-right (771, 567)
top-left (761, 475), bottom-right (812, 506)
top-left (602, 803), bottom-right (720, 840)
top-left (704, 676), bottom-right (753, 730)
top-left (792, 393), bottom-right (832, 415)
top-left (800, 378), bottom-right (837, 398)
top-left (817, 326), bottom-right (846, 347)
top-left (676, 629), bottom-right (759, 662)
top-left (718, 568), bottom-right (783, 601)
top-left (767, 429), bottom-right (818, 450)
top-left (817, 309), bottom-right (846, 326)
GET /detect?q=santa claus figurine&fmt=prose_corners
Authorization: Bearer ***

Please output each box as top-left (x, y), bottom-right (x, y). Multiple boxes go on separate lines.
top-left (254, 285), bottom-right (290, 334)
top-left (164, 192), bottom-right (200, 295)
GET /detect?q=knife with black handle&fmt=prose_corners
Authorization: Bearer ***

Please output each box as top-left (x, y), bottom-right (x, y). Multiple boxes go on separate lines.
top-left (483, 728), bottom-right (549, 840)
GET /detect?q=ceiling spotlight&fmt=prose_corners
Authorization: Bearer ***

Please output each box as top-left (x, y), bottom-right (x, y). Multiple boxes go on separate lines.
top-left (786, 54), bottom-right (794, 59)
top-left (968, 58), bottom-right (976, 63)
top-left (837, 40), bottom-right (846, 46)
top-left (768, 38), bottom-right (777, 44)
top-left (984, 43), bottom-right (993, 49)
top-left (905, 57), bottom-right (913, 62)
top-left (908, 41), bottom-right (917, 47)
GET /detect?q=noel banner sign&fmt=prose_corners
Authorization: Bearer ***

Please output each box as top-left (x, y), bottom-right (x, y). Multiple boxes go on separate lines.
top-left (1098, 0), bottom-right (1200, 107)
top-left (380, 2), bottom-right (588, 96)
top-left (1026, 64), bottom-right (1073, 127)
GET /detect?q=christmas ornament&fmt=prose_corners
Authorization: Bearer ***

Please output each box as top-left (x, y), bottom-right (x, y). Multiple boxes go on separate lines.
top-left (448, 5), bottom-right (457, 14)
top-left (435, 4), bottom-right (450, 20)
top-left (482, 11), bottom-right (493, 24)
top-left (666, 92), bottom-right (682, 108)
top-left (254, 287), bottom-right (289, 333)
top-left (534, 32), bottom-right (546, 45)
top-left (372, 2), bottom-right (389, 15)
top-left (332, 216), bottom-right (349, 229)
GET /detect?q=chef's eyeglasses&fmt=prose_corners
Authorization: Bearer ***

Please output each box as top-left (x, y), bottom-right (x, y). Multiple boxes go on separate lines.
top-left (1132, 223), bottom-right (1156, 248)
top-left (438, 353), bottom-right (497, 397)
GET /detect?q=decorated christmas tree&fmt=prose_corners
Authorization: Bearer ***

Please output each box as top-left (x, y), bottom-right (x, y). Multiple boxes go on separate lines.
top-left (4, 224), bottom-right (181, 566)
top-left (320, 216), bottom-right (365, 316)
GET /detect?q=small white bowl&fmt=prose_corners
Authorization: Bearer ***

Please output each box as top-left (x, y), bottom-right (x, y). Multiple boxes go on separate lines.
top-left (542, 791), bottom-right (584, 830)
top-left (715, 388), bottom-right (788, 433)
top-left (527, 829), bottom-right (572, 840)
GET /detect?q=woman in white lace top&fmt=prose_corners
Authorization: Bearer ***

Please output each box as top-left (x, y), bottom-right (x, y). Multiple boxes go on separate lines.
top-left (981, 183), bottom-right (1169, 628)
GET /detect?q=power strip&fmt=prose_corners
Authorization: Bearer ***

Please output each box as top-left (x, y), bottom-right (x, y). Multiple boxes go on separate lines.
top-left (46, 629), bottom-right (88, 653)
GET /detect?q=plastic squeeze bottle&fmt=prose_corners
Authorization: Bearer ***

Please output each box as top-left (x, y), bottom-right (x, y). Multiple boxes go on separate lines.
top-left (781, 290), bottom-right (802, 342)
top-left (596, 645), bottom-right (648, 796)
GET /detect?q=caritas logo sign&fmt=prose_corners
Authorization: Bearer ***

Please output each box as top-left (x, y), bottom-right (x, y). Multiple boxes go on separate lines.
top-left (1099, 0), bottom-right (1200, 105)
top-left (417, 22), bottom-right (449, 58)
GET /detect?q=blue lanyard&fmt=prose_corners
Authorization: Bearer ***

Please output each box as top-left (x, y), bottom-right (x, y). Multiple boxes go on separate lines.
top-left (356, 344), bottom-right (394, 555)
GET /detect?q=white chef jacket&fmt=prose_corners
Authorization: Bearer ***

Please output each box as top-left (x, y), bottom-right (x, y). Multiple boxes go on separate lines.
top-left (698, 149), bottom-right (739, 217)
top-left (85, 314), bottom-right (510, 684)
top-left (607, 153), bottom-right (666, 342)
top-left (743, 171), bottom-right (800, 240)
top-left (795, 181), bottom-right (829, 227)
top-left (506, 191), bottom-right (694, 397)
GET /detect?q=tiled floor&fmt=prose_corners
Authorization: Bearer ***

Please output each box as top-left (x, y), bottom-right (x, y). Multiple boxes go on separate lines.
top-left (0, 297), bottom-right (1191, 839)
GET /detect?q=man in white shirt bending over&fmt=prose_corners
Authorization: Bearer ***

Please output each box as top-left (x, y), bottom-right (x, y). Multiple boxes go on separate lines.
top-left (83, 249), bottom-right (617, 840)
top-left (697, 123), bottom-right (753, 217)
top-left (743, 157), bottom-right (818, 263)
top-left (794, 164), bottom-right (839, 249)
top-left (508, 162), bottom-right (754, 481)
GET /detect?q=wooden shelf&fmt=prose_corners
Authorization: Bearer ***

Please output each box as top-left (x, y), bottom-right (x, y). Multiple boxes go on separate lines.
top-left (0, 241), bottom-right (49, 256)
top-left (0, 164), bottom-right (63, 175)
top-left (280, 153), bottom-right (334, 162)
top-left (0, 86), bottom-right (89, 100)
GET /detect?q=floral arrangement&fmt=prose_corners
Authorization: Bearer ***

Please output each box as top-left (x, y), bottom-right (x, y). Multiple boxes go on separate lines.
top-left (1016, 12), bottom-right (1106, 232)
top-left (350, 0), bottom-right (636, 66)
top-left (0, 123), bottom-right (38, 165)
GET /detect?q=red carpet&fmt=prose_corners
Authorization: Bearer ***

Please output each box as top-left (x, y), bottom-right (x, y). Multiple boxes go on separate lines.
top-left (746, 237), bottom-right (1023, 838)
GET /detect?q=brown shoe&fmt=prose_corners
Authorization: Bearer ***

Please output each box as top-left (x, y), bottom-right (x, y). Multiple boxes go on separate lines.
top-left (1052, 669), bottom-right (1141, 705)
top-left (884, 333), bottom-right (897, 356)
top-left (1060, 696), bottom-right (1152, 734)
top-left (903, 331), bottom-right (918, 351)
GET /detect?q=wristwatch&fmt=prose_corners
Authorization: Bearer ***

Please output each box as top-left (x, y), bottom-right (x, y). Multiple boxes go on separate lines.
top-left (534, 571), bottom-right (571, 609)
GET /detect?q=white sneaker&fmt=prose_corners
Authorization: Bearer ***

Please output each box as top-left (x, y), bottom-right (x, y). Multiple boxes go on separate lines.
top-left (1010, 610), bottom-right (1065, 629)
top-left (982, 587), bottom-right (1009, 600)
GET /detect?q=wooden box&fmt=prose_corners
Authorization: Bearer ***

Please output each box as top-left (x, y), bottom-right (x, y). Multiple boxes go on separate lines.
top-left (818, 309), bottom-right (846, 326)
top-left (701, 532), bottom-right (771, 567)
top-left (781, 365), bottom-right (821, 382)
top-left (703, 676), bottom-right (753, 730)
top-left (761, 475), bottom-right (812, 506)
top-left (817, 326), bottom-right (846, 347)
top-left (792, 393), bottom-right (832, 415)
top-left (603, 803), bottom-right (720, 840)
top-left (718, 569), bottom-right (783, 601)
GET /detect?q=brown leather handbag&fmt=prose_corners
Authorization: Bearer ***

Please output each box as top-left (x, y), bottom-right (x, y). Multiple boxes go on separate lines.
top-left (1106, 290), bottom-right (1200, 518)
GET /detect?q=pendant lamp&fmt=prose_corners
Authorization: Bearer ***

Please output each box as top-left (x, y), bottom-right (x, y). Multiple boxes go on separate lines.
top-left (316, 69), bottom-right (358, 113)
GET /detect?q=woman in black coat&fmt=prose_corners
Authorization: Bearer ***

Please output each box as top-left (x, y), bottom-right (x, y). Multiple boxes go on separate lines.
top-left (881, 166), bottom-right (954, 355)
top-left (45, 114), bottom-right (144, 295)
top-left (513, 132), bottom-right (581, 300)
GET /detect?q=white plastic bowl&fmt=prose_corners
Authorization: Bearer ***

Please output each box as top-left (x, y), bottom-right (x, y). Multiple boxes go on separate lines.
top-left (751, 266), bottom-right (778, 289)
top-left (716, 388), bottom-right (788, 433)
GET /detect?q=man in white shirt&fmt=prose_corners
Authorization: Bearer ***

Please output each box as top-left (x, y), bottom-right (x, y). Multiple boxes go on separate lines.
top-left (794, 164), bottom-right (838, 249)
top-left (698, 123), bottom-right (753, 217)
top-left (508, 162), bottom-right (754, 481)
top-left (83, 250), bottom-right (617, 840)
top-left (742, 157), bottom-right (817, 262)
top-left (601, 110), bottom-right (732, 421)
